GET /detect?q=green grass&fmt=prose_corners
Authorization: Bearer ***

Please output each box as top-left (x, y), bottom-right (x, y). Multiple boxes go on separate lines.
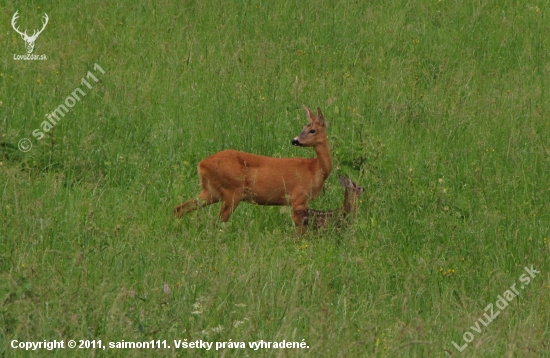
top-left (1, 0), bottom-right (549, 357)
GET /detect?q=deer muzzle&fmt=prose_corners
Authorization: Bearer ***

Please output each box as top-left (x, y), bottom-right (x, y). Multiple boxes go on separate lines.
top-left (291, 138), bottom-right (303, 146)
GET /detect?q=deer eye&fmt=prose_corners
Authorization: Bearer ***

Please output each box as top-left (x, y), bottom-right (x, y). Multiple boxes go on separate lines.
top-left (309, 129), bottom-right (316, 134)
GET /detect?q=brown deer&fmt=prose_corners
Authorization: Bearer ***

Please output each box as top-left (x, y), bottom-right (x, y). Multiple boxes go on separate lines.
top-left (174, 104), bottom-right (332, 234)
top-left (293, 176), bottom-right (364, 230)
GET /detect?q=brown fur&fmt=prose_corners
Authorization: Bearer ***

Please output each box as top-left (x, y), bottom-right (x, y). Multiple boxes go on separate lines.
top-left (174, 105), bottom-right (332, 234)
top-left (293, 176), bottom-right (364, 230)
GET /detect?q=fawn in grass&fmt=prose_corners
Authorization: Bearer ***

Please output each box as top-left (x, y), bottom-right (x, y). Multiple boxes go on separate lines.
top-left (293, 176), bottom-right (364, 230)
top-left (174, 104), bottom-right (332, 234)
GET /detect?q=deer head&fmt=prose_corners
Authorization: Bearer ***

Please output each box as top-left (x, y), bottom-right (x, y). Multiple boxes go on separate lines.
top-left (12, 11), bottom-right (49, 54)
top-left (291, 105), bottom-right (328, 148)
top-left (339, 176), bottom-right (365, 217)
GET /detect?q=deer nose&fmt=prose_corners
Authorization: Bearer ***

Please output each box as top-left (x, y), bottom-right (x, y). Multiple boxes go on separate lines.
top-left (292, 138), bottom-right (302, 146)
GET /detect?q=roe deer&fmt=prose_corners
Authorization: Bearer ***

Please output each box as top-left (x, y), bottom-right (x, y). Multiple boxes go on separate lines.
top-left (293, 176), bottom-right (364, 230)
top-left (174, 104), bottom-right (332, 234)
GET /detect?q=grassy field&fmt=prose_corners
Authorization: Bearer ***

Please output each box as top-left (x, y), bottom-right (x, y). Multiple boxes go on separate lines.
top-left (1, 0), bottom-right (549, 356)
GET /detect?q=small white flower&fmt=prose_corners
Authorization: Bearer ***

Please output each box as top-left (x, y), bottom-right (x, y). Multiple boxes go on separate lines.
top-left (191, 300), bottom-right (203, 315)
top-left (211, 325), bottom-right (223, 333)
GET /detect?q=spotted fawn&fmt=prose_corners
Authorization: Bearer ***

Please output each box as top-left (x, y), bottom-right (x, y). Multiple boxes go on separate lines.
top-left (293, 176), bottom-right (364, 230)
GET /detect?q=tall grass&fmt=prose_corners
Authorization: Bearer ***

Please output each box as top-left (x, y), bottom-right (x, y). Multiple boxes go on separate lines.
top-left (1, 0), bottom-right (549, 356)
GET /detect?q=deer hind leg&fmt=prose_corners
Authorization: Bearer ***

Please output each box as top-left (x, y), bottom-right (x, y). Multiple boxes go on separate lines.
top-left (174, 189), bottom-right (220, 217)
top-left (218, 188), bottom-right (244, 222)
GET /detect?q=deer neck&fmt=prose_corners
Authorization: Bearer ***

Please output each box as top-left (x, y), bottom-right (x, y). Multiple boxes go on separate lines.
top-left (343, 189), bottom-right (352, 214)
top-left (343, 189), bottom-right (358, 217)
top-left (313, 141), bottom-right (332, 180)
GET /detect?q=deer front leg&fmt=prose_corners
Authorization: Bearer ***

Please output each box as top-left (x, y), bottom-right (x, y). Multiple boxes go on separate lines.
top-left (290, 193), bottom-right (309, 236)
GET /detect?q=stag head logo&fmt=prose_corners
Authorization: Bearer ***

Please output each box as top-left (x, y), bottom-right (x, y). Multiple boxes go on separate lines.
top-left (11, 11), bottom-right (49, 54)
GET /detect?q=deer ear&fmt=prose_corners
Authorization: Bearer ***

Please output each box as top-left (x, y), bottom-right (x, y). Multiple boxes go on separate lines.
top-left (338, 176), bottom-right (348, 187)
top-left (303, 104), bottom-right (316, 123)
top-left (316, 108), bottom-right (326, 127)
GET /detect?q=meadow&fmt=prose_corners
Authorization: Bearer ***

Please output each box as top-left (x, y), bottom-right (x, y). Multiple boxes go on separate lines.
top-left (1, 0), bottom-right (549, 356)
